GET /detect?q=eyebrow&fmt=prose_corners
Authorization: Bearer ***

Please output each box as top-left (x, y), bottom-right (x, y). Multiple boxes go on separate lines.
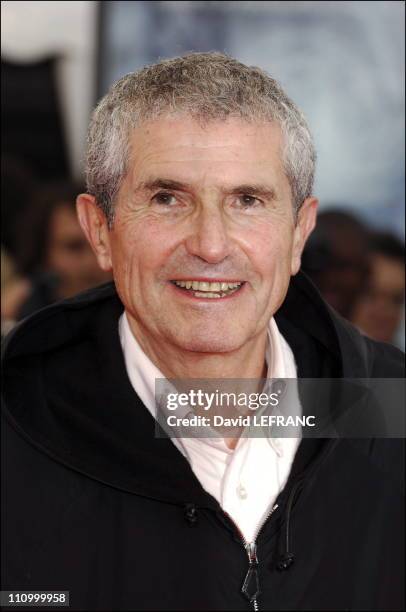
top-left (136, 178), bottom-right (277, 199)
top-left (138, 179), bottom-right (191, 192)
top-left (227, 184), bottom-right (277, 200)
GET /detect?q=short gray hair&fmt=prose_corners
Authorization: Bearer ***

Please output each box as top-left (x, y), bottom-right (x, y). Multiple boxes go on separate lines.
top-left (85, 52), bottom-right (316, 225)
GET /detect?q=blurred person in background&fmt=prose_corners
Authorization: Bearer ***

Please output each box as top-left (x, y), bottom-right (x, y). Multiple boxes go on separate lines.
top-left (1, 248), bottom-right (30, 338)
top-left (351, 231), bottom-right (405, 345)
top-left (1, 154), bottom-right (37, 265)
top-left (1, 156), bottom-right (37, 334)
top-left (301, 209), bottom-right (370, 319)
top-left (5, 181), bottom-right (111, 321)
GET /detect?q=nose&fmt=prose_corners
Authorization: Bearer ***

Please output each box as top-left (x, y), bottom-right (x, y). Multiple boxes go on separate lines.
top-left (185, 207), bottom-right (231, 264)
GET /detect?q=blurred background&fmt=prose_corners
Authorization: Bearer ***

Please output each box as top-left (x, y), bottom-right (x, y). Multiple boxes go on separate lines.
top-left (1, 0), bottom-right (404, 347)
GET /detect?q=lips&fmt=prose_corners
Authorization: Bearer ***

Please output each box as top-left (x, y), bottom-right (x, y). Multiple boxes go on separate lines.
top-left (171, 279), bottom-right (244, 299)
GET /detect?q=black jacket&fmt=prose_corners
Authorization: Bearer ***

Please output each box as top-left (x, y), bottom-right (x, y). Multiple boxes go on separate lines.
top-left (1, 273), bottom-right (404, 611)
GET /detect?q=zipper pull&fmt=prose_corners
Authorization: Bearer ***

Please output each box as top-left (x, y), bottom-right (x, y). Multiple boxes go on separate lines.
top-left (241, 542), bottom-right (260, 603)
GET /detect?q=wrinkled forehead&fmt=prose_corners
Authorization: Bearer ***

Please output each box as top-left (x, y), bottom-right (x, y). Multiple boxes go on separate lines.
top-left (125, 115), bottom-right (288, 192)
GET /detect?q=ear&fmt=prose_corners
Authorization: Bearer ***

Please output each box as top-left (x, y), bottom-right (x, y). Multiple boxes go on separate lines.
top-left (76, 194), bottom-right (113, 271)
top-left (290, 197), bottom-right (318, 276)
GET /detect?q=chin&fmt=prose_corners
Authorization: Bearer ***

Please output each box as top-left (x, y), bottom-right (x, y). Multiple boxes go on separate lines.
top-left (170, 329), bottom-right (246, 355)
top-left (182, 340), bottom-right (241, 354)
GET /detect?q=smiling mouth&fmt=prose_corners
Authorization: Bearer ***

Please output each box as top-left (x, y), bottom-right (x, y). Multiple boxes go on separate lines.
top-left (170, 279), bottom-right (245, 299)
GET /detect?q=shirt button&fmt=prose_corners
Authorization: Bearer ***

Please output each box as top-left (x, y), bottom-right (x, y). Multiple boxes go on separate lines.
top-left (272, 379), bottom-right (286, 397)
top-left (237, 484), bottom-right (248, 499)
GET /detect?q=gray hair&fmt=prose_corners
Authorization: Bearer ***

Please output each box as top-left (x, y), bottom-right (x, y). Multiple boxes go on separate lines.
top-left (85, 52), bottom-right (316, 226)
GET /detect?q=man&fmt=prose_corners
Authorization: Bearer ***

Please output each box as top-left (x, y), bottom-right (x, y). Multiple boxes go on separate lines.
top-left (2, 53), bottom-right (404, 611)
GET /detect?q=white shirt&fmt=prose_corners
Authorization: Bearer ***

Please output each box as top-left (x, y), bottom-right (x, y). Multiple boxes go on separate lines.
top-left (119, 312), bottom-right (301, 543)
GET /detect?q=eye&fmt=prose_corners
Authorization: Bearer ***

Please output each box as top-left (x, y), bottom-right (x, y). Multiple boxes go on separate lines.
top-left (238, 194), bottom-right (261, 207)
top-left (152, 191), bottom-right (177, 206)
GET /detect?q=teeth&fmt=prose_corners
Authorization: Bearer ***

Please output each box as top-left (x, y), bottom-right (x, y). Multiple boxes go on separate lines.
top-left (194, 291), bottom-right (222, 298)
top-left (173, 280), bottom-right (242, 292)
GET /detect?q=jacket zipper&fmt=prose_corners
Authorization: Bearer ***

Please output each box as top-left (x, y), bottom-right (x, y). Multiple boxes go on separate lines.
top-left (225, 503), bottom-right (279, 611)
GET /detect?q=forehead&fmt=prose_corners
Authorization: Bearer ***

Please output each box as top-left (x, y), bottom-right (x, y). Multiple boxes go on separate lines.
top-left (126, 116), bottom-right (287, 189)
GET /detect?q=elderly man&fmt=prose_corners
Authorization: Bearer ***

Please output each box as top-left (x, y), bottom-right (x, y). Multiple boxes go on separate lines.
top-left (2, 53), bottom-right (404, 611)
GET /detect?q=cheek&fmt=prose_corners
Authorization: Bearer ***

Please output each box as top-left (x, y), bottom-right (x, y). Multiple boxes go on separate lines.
top-left (110, 220), bottom-right (175, 287)
top-left (247, 224), bottom-right (294, 284)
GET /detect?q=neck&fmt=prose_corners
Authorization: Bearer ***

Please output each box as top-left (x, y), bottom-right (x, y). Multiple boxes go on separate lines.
top-left (126, 313), bottom-right (268, 380)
